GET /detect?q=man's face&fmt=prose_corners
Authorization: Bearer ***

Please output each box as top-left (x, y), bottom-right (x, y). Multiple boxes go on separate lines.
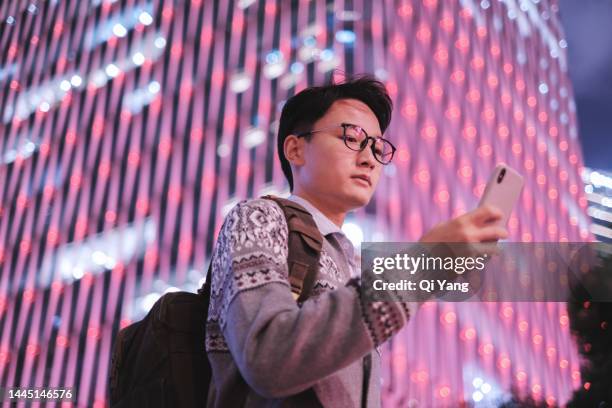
top-left (292, 98), bottom-right (385, 211)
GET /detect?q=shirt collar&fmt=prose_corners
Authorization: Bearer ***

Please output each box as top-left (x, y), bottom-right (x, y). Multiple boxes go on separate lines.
top-left (286, 194), bottom-right (343, 236)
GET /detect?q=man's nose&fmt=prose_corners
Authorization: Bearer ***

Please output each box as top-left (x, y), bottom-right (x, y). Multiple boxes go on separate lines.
top-left (357, 142), bottom-right (377, 168)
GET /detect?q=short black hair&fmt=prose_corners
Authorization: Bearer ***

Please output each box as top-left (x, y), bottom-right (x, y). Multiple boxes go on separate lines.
top-left (277, 74), bottom-right (393, 191)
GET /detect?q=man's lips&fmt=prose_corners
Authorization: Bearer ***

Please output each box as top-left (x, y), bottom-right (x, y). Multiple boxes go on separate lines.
top-left (351, 175), bottom-right (372, 186)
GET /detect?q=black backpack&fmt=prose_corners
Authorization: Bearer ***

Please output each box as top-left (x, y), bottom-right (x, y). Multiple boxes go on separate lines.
top-left (109, 196), bottom-right (325, 407)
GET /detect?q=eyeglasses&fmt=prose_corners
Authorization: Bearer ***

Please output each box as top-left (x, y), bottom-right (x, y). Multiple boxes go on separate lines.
top-left (296, 123), bottom-right (396, 165)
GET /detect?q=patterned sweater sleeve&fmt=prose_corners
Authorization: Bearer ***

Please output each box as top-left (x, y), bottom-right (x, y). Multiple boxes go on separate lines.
top-left (210, 198), bottom-right (410, 399)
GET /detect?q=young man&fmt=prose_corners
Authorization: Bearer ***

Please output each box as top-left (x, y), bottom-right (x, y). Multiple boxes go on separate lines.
top-left (205, 76), bottom-right (508, 407)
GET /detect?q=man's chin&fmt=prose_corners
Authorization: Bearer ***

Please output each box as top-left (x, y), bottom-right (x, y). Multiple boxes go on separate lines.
top-left (342, 190), bottom-right (373, 209)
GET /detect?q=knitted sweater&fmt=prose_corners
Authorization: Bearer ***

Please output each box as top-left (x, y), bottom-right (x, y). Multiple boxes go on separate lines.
top-left (205, 198), bottom-right (412, 407)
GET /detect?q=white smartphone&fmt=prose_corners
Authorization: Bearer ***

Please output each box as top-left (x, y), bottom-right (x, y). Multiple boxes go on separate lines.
top-left (478, 164), bottom-right (524, 225)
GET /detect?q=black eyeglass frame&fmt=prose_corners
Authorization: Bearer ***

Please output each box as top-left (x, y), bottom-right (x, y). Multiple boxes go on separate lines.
top-left (295, 122), bottom-right (397, 165)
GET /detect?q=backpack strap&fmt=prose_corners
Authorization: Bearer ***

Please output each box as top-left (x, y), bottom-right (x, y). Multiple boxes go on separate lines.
top-left (197, 263), bottom-right (213, 298)
top-left (261, 195), bottom-right (323, 302)
top-left (198, 196), bottom-right (323, 303)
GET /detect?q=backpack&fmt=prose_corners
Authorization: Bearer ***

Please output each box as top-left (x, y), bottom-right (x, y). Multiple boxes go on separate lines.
top-left (109, 195), bottom-right (325, 407)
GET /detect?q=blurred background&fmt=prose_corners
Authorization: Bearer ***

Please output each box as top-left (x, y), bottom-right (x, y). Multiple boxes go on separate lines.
top-left (559, 0), bottom-right (612, 173)
top-left (0, 0), bottom-right (611, 406)
top-left (558, 0), bottom-right (612, 245)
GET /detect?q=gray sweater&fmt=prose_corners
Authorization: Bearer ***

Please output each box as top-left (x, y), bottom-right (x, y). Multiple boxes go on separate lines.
top-left (205, 198), bottom-right (412, 407)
